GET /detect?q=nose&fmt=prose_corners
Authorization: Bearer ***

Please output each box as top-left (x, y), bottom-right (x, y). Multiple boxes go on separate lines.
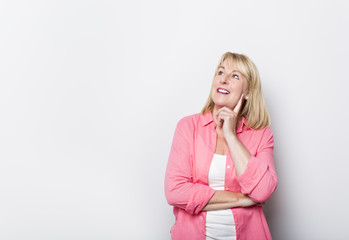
top-left (220, 75), bottom-right (229, 84)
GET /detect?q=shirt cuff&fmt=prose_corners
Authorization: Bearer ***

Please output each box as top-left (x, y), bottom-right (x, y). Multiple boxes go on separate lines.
top-left (185, 184), bottom-right (216, 215)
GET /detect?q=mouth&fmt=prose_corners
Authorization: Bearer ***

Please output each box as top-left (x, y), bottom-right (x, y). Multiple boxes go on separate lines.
top-left (217, 88), bottom-right (230, 94)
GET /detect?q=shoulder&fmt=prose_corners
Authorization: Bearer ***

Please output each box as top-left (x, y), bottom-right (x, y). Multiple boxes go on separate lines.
top-left (244, 118), bottom-right (273, 136)
top-left (252, 126), bottom-right (274, 147)
top-left (254, 126), bottom-right (273, 137)
top-left (243, 124), bottom-right (274, 145)
top-left (176, 112), bottom-right (202, 130)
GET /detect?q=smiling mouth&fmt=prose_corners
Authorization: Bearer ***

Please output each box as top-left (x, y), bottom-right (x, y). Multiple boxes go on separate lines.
top-left (217, 88), bottom-right (230, 94)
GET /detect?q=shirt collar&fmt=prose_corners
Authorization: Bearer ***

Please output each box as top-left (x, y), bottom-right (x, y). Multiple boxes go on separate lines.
top-left (201, 111), bottom-right (247, 133)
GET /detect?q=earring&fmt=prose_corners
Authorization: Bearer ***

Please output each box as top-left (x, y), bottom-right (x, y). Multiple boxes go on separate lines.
top-left (245, 96), bottom-right (249, 100)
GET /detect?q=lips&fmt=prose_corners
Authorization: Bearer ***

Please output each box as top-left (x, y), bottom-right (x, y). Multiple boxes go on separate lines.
top-left (217, 88), bottom-right (230, 94)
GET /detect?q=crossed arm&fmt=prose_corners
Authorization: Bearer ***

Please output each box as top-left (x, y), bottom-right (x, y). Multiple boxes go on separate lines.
top-left (202, 190), bottom-right (258, 211)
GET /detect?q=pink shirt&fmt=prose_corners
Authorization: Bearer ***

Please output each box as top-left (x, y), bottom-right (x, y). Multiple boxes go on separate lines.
top-left (164, 111), bottom-right (278, 240)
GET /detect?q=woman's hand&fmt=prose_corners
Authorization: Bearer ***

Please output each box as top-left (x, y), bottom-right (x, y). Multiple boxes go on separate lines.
top-left (238, 193), bottom-right (260, 207)
top-left (215, 94), bottom-right (244, 138)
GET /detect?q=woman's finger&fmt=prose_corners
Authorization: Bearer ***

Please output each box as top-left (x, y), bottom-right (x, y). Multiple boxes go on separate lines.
top-left (216, 107), bottom-right (234, 118)
top-left (233, 94), bottom-right (244, 114)
top-left (216, 112), bottom-right (233, 121)
top-left (216, 114), bottom-right (223, 128)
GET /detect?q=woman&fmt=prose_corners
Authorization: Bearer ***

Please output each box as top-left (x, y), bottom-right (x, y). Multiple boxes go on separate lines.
top-left (164, 52), bottom-right (278, 240)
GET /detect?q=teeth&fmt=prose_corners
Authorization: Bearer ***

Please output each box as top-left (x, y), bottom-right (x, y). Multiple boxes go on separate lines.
top-left (218, 89), bottom-right (229, 94)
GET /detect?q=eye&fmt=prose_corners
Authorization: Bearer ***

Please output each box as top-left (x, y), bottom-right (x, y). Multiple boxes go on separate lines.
top-left (233, 74), bottom-right (239, 79)
top-left (217, 70), bottom-right (224, 75)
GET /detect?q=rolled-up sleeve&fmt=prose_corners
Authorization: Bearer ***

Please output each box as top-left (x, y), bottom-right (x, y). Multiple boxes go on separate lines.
top-left (164, 118), bottom-right (216, 215)
top-left (237, 127), bottom-right (278, 203)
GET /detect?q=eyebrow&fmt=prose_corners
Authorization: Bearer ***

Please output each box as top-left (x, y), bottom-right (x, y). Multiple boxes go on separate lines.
top-left (218, 66), bottom-right (242, 74)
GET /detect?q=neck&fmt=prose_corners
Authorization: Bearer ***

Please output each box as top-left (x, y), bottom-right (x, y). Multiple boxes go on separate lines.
top-left (212, 105), bottom-right (222, 125)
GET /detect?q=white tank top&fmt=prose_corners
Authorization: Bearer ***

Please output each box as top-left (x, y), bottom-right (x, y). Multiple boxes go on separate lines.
top-left (205, 154), bottom-right (236, 240)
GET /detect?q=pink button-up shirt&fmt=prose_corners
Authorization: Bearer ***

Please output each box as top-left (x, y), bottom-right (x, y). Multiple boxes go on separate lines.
top-left (165, 111), bottom-right (277, 240)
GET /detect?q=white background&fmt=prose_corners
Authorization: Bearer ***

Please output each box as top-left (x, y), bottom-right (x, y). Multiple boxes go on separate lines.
top-left (1, 1), bottom-right (349, 239)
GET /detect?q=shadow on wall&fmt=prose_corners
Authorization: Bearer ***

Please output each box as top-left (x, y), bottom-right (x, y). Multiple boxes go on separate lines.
top-left (263, 147), bottom-right (284, 239)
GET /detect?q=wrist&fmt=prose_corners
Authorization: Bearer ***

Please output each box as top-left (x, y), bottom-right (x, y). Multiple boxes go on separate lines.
top-left (225, 132), bottom-right (238, 142)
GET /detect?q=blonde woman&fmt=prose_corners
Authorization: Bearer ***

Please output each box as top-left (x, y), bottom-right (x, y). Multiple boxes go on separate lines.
top-left (165, 52), bottom-right (278, 240)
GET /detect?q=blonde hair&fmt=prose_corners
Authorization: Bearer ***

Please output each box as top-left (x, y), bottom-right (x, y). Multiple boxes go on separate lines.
top-left (201, 52), bottom-right (271, 129)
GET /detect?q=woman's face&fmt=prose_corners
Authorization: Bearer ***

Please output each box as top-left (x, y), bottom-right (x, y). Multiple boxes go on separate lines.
top-left (211, 61), bottom-right (248, 110)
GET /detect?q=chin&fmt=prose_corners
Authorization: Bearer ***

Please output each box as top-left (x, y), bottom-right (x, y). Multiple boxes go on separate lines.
top-left (214, 102), bottom-right (233, 110)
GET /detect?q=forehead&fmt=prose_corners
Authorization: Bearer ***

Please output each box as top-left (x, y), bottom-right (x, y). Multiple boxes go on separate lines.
top-left (218, 59), bottom-right (248, 78)
top-left (218, 62), bottom-right (242, 74)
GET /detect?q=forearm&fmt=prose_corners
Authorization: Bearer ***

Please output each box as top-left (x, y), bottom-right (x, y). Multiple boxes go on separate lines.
top-left (203, 202), bottom-right (242, 211)
top-left (226, 134), bottom-right (251, 176)
top-left (202, 190), bottom-right (255, 211)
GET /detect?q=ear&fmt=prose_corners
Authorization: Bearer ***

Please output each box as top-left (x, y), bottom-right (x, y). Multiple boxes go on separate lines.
top-left (244, 91), bottom-right (249, 100)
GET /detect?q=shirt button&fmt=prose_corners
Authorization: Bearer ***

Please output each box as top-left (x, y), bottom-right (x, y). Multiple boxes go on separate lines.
top-left (226, 187), bottom-right (229, 190)
top-left (237, 225), bottom-right (240, 229)
top-left (227, 165), bottom-right (231, 169)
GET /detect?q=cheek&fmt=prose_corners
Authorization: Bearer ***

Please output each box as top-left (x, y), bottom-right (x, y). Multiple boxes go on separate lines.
top-left (210, 79), bottom-right (219, 94)
top-left (242, 79), bottom-right (248, 91)
top-left (230, 82), bottom-right (243, 92)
